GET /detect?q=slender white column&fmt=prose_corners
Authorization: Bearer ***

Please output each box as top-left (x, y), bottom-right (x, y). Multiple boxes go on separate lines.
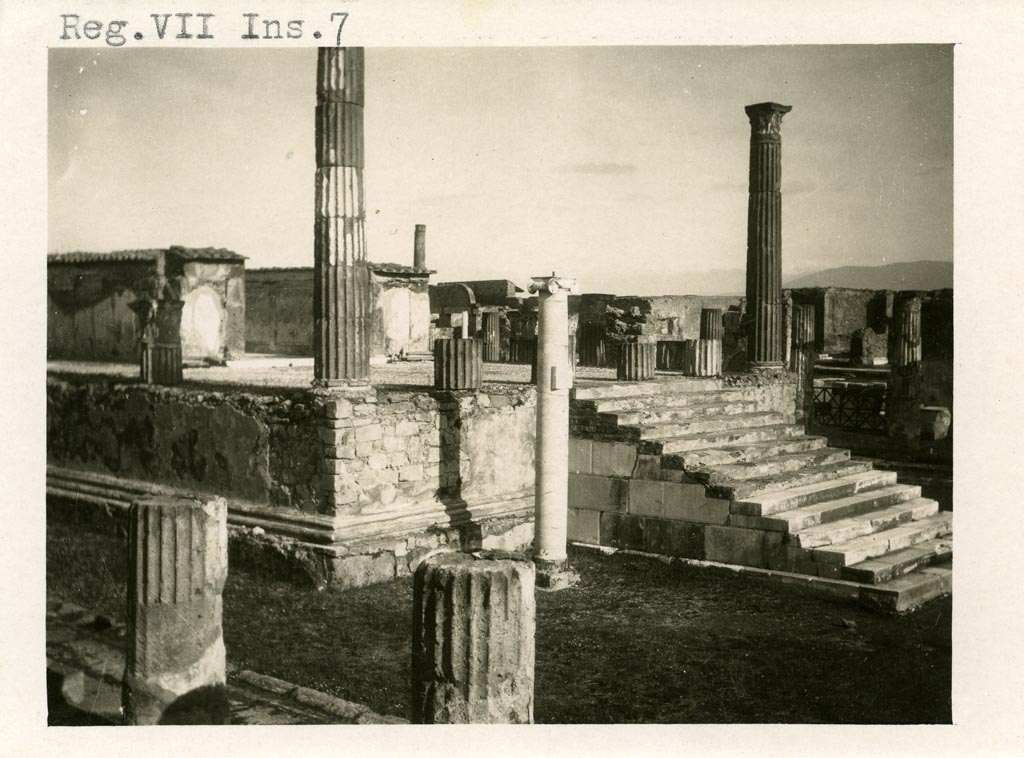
top-left (528, 274), bottom-right (580, 589)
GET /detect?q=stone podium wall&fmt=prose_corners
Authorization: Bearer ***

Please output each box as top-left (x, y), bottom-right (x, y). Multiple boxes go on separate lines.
top-left (48, 375), bottom-right (536, 517)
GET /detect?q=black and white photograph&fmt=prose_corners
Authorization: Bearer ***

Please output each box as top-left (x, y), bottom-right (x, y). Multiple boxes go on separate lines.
top-left (4, 1), bottom-right (1024, 755)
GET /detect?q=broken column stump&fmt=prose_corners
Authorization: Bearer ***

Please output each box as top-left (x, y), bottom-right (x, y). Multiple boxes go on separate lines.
top-left (140, 299), bottom-right (184, 386)
top-left (790, 303), bottom-right (816, 423)
top-left (886, 297), bottom-right (923, 441)
top-left (681, 339), bottom-right (722, 377)
top-left (617, 339), bottom-right (656, 381)
top-left (123, 496), bottom-right (229, 725)
top-left (411, 551), bottom-right (536, 724)
top-left (434, 337), bottom-right (482, 389)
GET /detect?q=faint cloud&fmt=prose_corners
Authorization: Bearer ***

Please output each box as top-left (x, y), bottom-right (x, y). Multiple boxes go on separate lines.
top-left (556, 161), bottom-right (638, 175)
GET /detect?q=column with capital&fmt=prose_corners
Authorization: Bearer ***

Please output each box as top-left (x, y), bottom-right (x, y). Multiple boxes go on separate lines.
top-left (528, 274), bottom-right (580, 590)
top-left (314, 47), bottom-right (371, 385)
top-left (744, 102), bottom-right (792, 372)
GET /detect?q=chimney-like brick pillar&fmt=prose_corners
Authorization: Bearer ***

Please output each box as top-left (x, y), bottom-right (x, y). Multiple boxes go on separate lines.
top-left (411, 552), bottom-right (536, 723)
top-left (123, 496), bottom-right (229, 725)
top-left (744, 102), bottom-right (792, 372)
top-left (413, 224), bottom-right (426, 270)
top-left (314, 47), bottom-right (370, 385)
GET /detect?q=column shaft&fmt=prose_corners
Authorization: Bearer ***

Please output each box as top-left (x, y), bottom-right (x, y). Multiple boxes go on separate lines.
top-left (123, 496), bottom-right (229, 725)
top-left (744, 102), bottom-right (792, 370)
top-left (314, 47), bottom-right (370, 385)
top-left (411, 552), bottom-right (535, 723)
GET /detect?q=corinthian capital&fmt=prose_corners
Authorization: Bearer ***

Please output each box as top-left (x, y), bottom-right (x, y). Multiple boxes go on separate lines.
top-left (745, 102), bottom-right (793, 140)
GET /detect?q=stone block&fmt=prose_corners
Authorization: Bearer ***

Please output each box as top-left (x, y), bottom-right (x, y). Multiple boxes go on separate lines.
top-left (567, 508), bottom-right (601, 545)
top-left (395, 420), bottom-right (420, 437)
top-left (704, 525), bottom-right (768, 568)
top-left (663, 486), bottom-right (730, 525)
top-left (568, 474), bottom-right (628, 512)
top-left (355, 441), bottom-right (376, 457)
top-left (632, 454), bottom-right (663, 480)
top-left (569, 438), bottom-right (592, 475)
top-left (332, 552), bottom-right (398, 589)
top-left (355, 425), bottom-right (383, 442)
top-left (399, 464), bottom-right (424, 482)
top-left (367, 453), bottom-right (389, 471)
top-left (642, 517), bottom-right (705, 559)
top-left (600, 512), bottom-right (645, 551)
top-left (591, 441), bottom-right (637, 477)
top-left (318, 427), bottom-right (346, 445)
top-left (627, 479), bottom-right (666, 518)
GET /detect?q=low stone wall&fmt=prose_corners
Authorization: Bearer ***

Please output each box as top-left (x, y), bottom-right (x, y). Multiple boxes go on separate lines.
top-left (47, 373), bottom-right (538, 587)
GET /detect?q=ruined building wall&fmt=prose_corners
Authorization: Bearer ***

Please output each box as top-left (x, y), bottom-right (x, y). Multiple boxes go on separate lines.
top-left (246, 267), bottom-right (430, 361)
top-left (48, 259), bottom-right (157, 361)
top-left (244, 268), bottom-right (314, 356)
top-left (180, 260), bottom-right (246, 360)
top-left (370, 275), bottom-right (431, 358)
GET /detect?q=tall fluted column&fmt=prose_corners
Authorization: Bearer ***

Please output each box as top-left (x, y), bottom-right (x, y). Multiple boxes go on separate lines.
top-left (314, 47), bottom-right (370, 385)
top-left (528, 274), bottom-right (580, 589)
top-left (790, 304), bottom-right (816, 423)
top-left (411, 552), bottom-right (536, 723)
top-left (123, 496), bottom-right (229, 725)
top-left (744, 102), bottom-right (792, 372)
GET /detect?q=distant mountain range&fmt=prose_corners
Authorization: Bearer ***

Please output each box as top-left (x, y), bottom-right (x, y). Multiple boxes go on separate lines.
top-left (785, 261), bottom-right (953, 291)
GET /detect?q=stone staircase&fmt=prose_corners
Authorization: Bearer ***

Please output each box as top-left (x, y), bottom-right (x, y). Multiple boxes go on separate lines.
top-left (568, 376), bottom-right (952, 612)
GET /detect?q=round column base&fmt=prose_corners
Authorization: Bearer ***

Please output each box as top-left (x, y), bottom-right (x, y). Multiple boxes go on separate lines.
top-left (534, 558), bottom-right (580, 591)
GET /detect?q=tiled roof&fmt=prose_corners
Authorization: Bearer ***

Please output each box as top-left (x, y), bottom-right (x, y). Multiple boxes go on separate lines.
top-left (48, 250), bottom-right (163, 264)
top-left (368, 261), bottom-right (433, 276)
top-left (168, 246), bottom-right (246, 261)
top-left (48, 247), bottom-right (246, 265)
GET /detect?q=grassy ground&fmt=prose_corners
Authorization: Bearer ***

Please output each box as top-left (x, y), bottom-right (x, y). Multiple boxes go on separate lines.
top-left (47, 517), bottom-right (951, 724)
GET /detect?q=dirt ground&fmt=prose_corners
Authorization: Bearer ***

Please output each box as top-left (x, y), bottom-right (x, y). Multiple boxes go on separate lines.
top-left (46, 517), bottom-right (950, 724)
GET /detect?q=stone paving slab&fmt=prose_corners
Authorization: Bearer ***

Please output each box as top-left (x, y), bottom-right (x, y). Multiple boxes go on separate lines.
top-left (46, 597), bottom-right (406, 725)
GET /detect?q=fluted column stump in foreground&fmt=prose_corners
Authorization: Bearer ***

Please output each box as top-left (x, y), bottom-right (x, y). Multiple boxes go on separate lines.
top-left (790, 304), bottom-right (816, 424)
top-left (314, 46), bottom-right (371, 385)
top-left (886, 297), bottom-right (923, 441)
top-left (411, 551), bottom-right (536, 724)
top-left (744, 102), bottom-right (792, 373)
top-left (123, 496), bottom-right (229, 725)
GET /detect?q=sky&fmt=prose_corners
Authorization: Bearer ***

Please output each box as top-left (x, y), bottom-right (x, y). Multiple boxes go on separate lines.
top-left (48, 45), bottom-right (953, 295)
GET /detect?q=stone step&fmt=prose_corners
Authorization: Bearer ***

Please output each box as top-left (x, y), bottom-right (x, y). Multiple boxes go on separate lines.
top-left (710, 459), bottom-right (877, 501)
top-left (794, 497), bottom-right (938, 549)
top-left (731, 483), bottom-right (923, 533)
top-left (859, 566), bottom-right (952, 613)
top-left (692, 447), bottom-right (851, 484)
top-left (591, 387), bottom-right (762, 413)
top-left (731, 469), bottom-right (899, 517)
top-left (811, 510), bottom-right (952, 568)
top-left (673, 436), bottom-right (829, 468)
top-left (843, 536), bottom-right (953, 585)
top-left (573, 377), bottom-right (723, 401)
top-left (611, 399), bottom-right (762, 426)
top-left (640, 411), bottom-right (787, 440)
top-left (651, 424), bottom-right (807, 455)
